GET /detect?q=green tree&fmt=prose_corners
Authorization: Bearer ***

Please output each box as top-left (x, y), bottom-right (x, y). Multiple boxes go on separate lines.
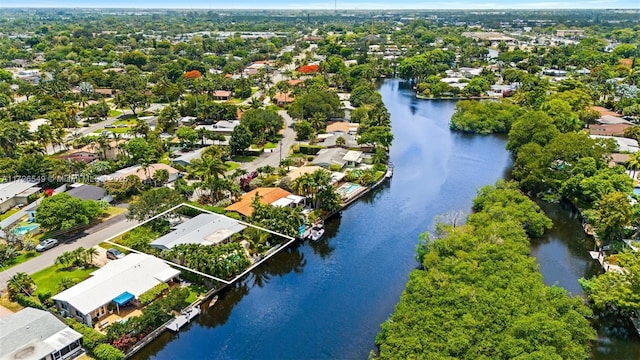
top-left (127, 187), bottom-right (184, 221)
top-left (230, 124), bottom-right (252, 156)
top-left (37, 193), bottom-right (105, 232)
top-left (7, 272), bottom-right (35, 300)
top-left (507, 111), bottom-right (559, 154)
top-left (592, 192), bottom-right (633, 242)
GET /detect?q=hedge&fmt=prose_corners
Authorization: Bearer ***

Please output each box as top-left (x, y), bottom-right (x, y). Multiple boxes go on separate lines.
top-left (296, 144), bottom-right (323, 155)
top-left (65, 318), bottom-right (106, 350)
top-left (93, 344), bottom-right (125, 360)
top-left (139, 283), bottom-right (169, 305)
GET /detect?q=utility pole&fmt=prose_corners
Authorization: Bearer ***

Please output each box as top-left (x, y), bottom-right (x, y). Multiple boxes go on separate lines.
top-left (279, 140), bottom-right (283, 163)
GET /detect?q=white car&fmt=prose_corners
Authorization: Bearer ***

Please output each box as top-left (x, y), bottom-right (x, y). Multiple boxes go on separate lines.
top-left (36, 238), bottom-right (59, 252)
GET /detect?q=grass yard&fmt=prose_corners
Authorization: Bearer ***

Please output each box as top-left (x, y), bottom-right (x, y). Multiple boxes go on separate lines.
top-left (101, 206), bottom-right (127, 219)
top-left (112, 119), bottom-right (136, 126)
top-left (225, 161), bottom-right (240, 171)
top-left (93, 127), bottom-right (130, 134)
top-left (231, 155), bottom-right (257, 163)
top-left (32, 264), bottom-right (97, 296)
top-left (0, 294), bottom-right (23, 312)
top-left (185, 284), bottom-right (208, 305)
top-left (226, 98), bottom-right (244, 104)
top-left (264, 142), bottom-right (277, 149)
top-left (0, 251), bottom-right (40, 271)
top-left (98, 242), bottom-right (129, 253)
top-left (0, 207), bottom-right (20, 221)
top-left (108, 110), bottom-right (123, 117)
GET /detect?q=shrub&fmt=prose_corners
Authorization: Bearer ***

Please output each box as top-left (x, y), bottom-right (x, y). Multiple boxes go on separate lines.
top-left (297, 144), bottom-right (322, 155)
top-left (65, 318), bottom-right (106, 350)
top-left (139, 283), bottom-right (169, 305)
top-left (329, 164), bottom-right (342, 172)
top-left (93, 344), bottom-right (125, 360)
top-left (14, 294), bottom-right (45, 310)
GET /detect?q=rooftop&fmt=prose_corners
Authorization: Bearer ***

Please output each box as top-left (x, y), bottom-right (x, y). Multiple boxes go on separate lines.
top-left (310, 148), bottom-right (349, 168)
top-left (0, 180), bottom-right (40, 203)
top-left (52, 253), bottom-right (180, 315)
top-left (225, 187), bottom-right (293, 217)
top-left (150, 213), bottom-right (246, 249)
top-left (590, 135), bottom-right (639, 153)
top-left (66, 184), bottom-right (107, 201)
top-left (172, 147), bottom-right (206, 165)
top-left (96, 163), bottom-right (181, 182)
top-left (0, 307), bottom-right (82, 360)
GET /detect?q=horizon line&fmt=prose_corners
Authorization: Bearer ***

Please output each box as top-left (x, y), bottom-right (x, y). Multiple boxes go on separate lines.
top-left (1, 6), bottom-right (639, 10)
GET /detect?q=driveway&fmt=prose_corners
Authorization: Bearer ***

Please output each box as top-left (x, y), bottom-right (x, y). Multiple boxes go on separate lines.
top-left (0, 215), bottom-right (140, 290)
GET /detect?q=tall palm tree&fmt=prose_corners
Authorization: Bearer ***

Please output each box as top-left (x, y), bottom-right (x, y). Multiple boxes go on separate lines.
top-left (190, 155), bottom-right (228, 203)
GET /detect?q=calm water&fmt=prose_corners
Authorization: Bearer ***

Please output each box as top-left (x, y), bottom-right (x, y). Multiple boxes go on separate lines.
top-left (135, 79), bottom-right (638, 359)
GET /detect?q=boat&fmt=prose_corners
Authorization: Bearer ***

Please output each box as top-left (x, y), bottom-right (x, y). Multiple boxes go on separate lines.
top-left (307, 224), bottom-right (325, 242)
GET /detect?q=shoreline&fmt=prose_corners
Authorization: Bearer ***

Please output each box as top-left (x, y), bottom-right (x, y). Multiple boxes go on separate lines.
top-left (123, 164), bottom-right (393, 358)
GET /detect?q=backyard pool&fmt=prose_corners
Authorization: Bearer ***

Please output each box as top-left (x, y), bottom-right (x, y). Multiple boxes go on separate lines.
top-left (12, 223), bottom-right (40, 235)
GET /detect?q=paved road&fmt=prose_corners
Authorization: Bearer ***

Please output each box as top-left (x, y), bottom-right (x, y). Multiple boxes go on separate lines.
top-left (0, 215), bottom-right (139, 290)
top-left (240, 111), bottom-right (296, 173)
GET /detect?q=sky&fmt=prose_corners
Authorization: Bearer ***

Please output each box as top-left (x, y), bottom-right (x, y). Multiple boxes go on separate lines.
top-left (1, 0), bottom-right (639, 9)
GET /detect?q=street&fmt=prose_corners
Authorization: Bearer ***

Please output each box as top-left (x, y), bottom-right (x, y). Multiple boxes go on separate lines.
top-left (239, 110), bottom-right (297, 173)
top-left (0, 216), bottom-right (139, 290)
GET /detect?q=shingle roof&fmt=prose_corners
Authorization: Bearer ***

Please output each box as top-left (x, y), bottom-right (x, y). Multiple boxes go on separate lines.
top-left (225, 187), bottom-right (293, 217)
top-left (0, 307), bottom-right (82, 359)
top-left (66, 184), bottom-right (106, 201)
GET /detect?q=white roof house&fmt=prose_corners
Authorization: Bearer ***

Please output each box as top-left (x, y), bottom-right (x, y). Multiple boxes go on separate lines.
top-left (0, 307), bottom-right (83, 360)
top-left (150, 213), bottom-right (246, 250)
top-left (343, 150), bottom-right (363, 163)
top-left (590, 135), bottom-right (640, 153)
top-left (0, 180), bottom-right (40, 214)
top-left (27, 118), bottom-right (50, 133)
top-left (52, 253), bottom-right (180, 327)
top-left (271, 194), bottom-right (306, 208)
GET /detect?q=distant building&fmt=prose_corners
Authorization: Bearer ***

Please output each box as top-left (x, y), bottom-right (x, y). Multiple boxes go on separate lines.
top-left (0, 307), bottom-right (83, 360)
top-left (66, 183), bottom-right (113, 203)
top-left (225, 187), bottom-right (296, 218)
top-left (588, 123), bottom-right (633, 137)
top-left (556, 29), bottom-right (585, 38)
top-left (590, 135), bottom-right (639, 153)
top-left (150, 213), bottom-right (246, 250)
top-left (96, 163), bottom-right (182, 183)
top-left (0, 180), bottom-right (40, 214)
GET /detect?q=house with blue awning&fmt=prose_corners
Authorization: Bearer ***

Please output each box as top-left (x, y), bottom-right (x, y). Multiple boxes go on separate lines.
top-left (52, 253), bottom-right (180, 327)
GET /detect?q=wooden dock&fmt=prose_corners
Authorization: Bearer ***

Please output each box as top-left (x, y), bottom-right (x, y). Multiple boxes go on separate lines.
top-left (589, 251), bottom-right (624, 274)
top-left (166, 305), bottom-right (201, 332)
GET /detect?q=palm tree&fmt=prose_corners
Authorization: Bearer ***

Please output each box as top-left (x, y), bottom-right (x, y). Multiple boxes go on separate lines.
top-left (626, 152), bottom-right (640, 180)
top-left (7, 272), bottom-right (35, 299)
top-left (83, 247), bottom-right (99, 266)
top-left (190, 155), bottom-right (228, 203)
top-left (132, 119), bottom-right (151, 140)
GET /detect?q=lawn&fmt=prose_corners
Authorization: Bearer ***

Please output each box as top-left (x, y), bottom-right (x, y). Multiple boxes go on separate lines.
top-left (231, 155), bottom-right (257, 163)
top-left (108, 110), bottom-right (123, 117)
top-left (32, 263), bottom-right (97, 296)
top-left (264, 142), bottom-right (277, 149)
top-left (112, 119), bottom-right (136, 126)
top-left (225, 161), bottom-right (240, 171)
top-left (98, 242), bottom-right (129, 254)
top-left (0, 251), bottom-right (40, 271)
top-left (226, 98), bottom-right (244, 104)
top-left (185, 284), bottom-right (208, 305)
top-left (101, 206), bottom-right (127, 219)
top-left (0, 207), bottom-right (20, 221)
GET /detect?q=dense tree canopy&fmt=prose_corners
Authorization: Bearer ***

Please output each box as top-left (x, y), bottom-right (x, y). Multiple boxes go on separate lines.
top-left (375, 183), bottom-right (595, 359)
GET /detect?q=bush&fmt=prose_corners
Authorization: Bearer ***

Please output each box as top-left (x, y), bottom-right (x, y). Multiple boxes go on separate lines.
top-left (65, 318), bottom-right (106, 351)
top-left (297, 144), bottom-right (323, 155)
top-left (329, 164), bottom-right (342, 172)
top-left (93, 344), bottom-right (125, 360)
top-left (139, 283), bottom-right (169, 305)
top-left (14, 294), bottom-right (45, 310)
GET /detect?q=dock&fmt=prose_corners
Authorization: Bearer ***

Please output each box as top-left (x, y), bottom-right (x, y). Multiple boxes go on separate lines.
top-left (166, 305), bottom-right (201, 332)
top-left (589, 251), bottom-right (624, 274)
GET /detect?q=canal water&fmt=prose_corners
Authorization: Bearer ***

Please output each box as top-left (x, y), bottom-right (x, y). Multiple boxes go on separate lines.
top-left (135, 79), bottom-right (638, 359)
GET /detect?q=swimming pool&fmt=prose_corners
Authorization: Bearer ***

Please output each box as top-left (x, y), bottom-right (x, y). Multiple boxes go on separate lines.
top-left (634, 188), bottom-right (640, 196)
top-left (344, 183), bottom-right (360, 194)
top-left (12, 224), bottom-right (40, 235)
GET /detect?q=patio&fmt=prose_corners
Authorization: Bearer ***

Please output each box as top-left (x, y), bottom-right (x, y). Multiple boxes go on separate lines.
top-left (94, 305), bottom-right (142, 333)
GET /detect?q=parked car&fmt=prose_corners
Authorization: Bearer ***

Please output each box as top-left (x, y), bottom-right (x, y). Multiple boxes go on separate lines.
top-left (35, 238), bottom-right (59, 252)
top-left (106, 248), bottom-right (125, 260)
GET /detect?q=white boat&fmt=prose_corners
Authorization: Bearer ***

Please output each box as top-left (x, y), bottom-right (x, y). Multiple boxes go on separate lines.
top-left (307, 224), bottom-right (325, 242)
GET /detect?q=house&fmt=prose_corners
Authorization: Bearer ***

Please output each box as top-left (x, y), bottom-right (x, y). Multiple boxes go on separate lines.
top-left (66, 183), bottom-right (113, 203)
top-left (596, 115), bottom-right (634, 125)
top-left (195, 120), bottom-right (240, 135)
top-left (286, 166), bottom-right (325, 181)
top-left (590, 106), bottom-right (622, 118)
top-left (96, 163), bottom-right (182, 183)
top-left (588, 123), bottom-right (633, 136)
top-left (274, 92), bottom-right (294, 106)
top-left (590, 135), bottom-right (639, 153)
top-left (27, 118), bottom-right (50, 133)
top-left (326, 121), bottom-right (358, 135)
top-left (172, 147), bottom-right (206, 167)
top-left (343, 150), bottom-right (364, 168)
top-left (94, 88), bottom-right (114, 97)
top-left (59, 150), bottom-right (98, 164)
top-left (608, 153), bottom-right (630, 168)
top-left (213, 90), bottom-right (232, 101)
top-left (77, 139), bottom-right (123, 161)
top-left (0, 307), bottom-right (83, 360)
top-left (225, 187), bottom-right (294, 217)
top-left (556, 29), bottom-right (585, 38)
top-left (150, 213), bottom-right (246, 250)
top-left (0, 180), bottom-right (40, 213)
top-left (288, 79), bottom-right (305, 87)
top-left (310, 148), bottom-right (349, 169)
top-left (52, 253), bottom-right (181, 327)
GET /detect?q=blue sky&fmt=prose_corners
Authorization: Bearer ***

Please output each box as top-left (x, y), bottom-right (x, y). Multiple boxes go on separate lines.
top-left (1, 0), bottom-right (639, 9)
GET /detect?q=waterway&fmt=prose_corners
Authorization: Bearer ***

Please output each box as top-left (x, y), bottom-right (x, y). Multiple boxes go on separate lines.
top-left (135, 79), bottom-right (638, 359)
